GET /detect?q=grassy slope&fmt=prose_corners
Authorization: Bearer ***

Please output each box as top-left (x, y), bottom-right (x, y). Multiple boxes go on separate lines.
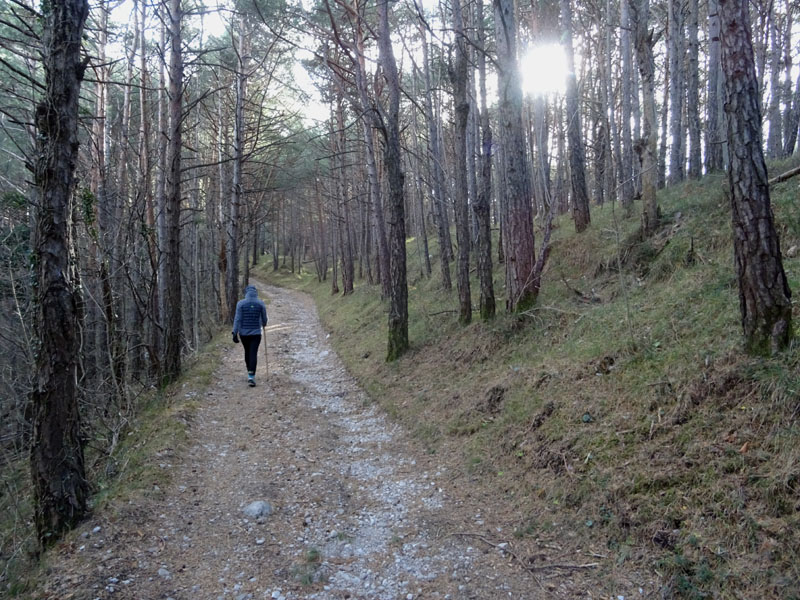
top-left (258, 164), bottom-right (800, 599)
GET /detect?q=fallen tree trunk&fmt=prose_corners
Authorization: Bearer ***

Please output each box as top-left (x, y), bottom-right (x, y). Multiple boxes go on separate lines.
top-left (769, 163), bottom-right (800, 185)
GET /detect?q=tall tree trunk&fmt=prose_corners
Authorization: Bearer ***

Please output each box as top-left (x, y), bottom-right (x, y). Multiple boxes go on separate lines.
top-left (766, 14), bottom-right (783, 158)
top-left (451, 0), bottom-right (472, 324)
top-left (467, 74), bottom-right (479, 242)
top-left (668, 0), bottom-right (685, 184)
top-left (89, 0), bottom-right (109, 390)
top-left (355, 50), bottom-right (390, 298)
top-left (555, 102), bottom-right (569, 214)
top-left (531, 97), bottom-right (551, 214)
top-left (620, 0), bottom-right (635, 209)
top-left (242, 205), bottom-right (251, 285)
top-left (334, 95), bottom-right (354, 294)
top-left (162, 0), bottom-right (183, 382)
top-left (561, 0), bottom-right (591, 233)
top-left (783, 71), bottom-right (800, 155)
top-left (602, 0), bottom-right (617, 205)
top-left (631, 0), bottom-right (660, 236)
top-left (632, 59), bottom-right (643, 196)
top-left (93, 0), bottom-right (124, 404)
top-left (474, 0), bottom-right (495, 321)
top-left (117, 0), bottom-right (137, 383)
top-left (780, 6), bottom-right (794, 153)
top-left (156, 17), bottom-right (168, 370)
top-left (687, 0), bottom-right (702, 178)
top-left (706, 0), bottom-right (725, 171)
top-left (719, 0), bottom-right (793, 355)
top-left (30, 0), bottom-right (90, 548)
top-left (754, 1), bottom-right (770, 107)
top-left (191, 114), bottom-right (201, 352)
top-left (414, 166), bottom-right (432, 278)
top-left (217, 91), bottom-right (229, 319)
top-left (314, 178), bottom-right (329, 281)
top-left (330, 189), bottom-right (340, 294)
top-left (658, 51), bottom-right (670, 189)
top-left (421, 27), bottom-right (453, 289)
top-left (252, 204), bottom-right (260, 267)
top-left (782, 9), bottom-right (798, 155)
top-left (593, 117), bottom-right (607, 205)
top-left (138, 0), bottom-right (159, 378)
top-left (410, 74), bottom-right (432, 279)
top-left (226, 24), bottom-right (247, 322)
top-left (494, 0), bottom-right (538, 311)
top-left (326, 2), bottom-right (393, 298)
top-left (378, 0), bottom-right (408, 361)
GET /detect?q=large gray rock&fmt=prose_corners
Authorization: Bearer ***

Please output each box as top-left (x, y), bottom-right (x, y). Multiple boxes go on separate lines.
top-left (243, 500), bottom-right (273, 518)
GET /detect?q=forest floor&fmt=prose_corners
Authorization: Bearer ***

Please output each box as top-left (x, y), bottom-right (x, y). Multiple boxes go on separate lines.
top-left (34, 282), bottom-right (651, 600)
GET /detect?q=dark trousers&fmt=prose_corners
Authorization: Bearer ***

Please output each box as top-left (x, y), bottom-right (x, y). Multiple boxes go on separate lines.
top-left (240, 334), bottom-right (261, 375)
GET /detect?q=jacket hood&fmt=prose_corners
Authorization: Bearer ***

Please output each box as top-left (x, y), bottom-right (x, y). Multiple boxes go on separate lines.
top-left (245, 285), bottom-right (258, 298)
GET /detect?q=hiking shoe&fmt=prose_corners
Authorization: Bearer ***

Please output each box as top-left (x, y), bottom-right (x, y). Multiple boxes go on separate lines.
top-left (248, 375), bottom-right (256, 387)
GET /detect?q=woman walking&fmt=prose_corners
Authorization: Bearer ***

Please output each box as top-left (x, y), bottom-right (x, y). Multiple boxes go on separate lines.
top-left (232, 285), bottom-right (268, 386)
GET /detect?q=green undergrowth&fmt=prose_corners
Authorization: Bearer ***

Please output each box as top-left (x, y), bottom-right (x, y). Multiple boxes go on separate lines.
top-left (1, 332), bottom-right (226, 597)
top-left (89, 333), bottom-right (225, 510)
top-left (258, 161), bottom-right (800, 599)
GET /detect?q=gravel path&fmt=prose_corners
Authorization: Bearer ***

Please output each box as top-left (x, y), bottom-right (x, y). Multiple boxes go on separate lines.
top-left (39, 283), bottom-right (555, 600)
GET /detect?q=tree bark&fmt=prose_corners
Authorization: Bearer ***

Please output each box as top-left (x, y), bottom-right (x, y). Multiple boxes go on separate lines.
top-left (334, 94), bottom-right (354, 294)
top-left (331, 1), bottom-right (392, 298)
top-left (561, 0), bottom-right (591, 233)
top-left (138, 0), bottom-right (160, 378)
top-left (162, 0), bottom-right (183, 382)
top-left (766, 14), bottom-right (783, 158)
top-left (687, 0), bottom-right (702, 178)
top-left (117, 0), bottom-right (137, 381)
top-left (531, 97), bottom-right (551, 216)
top-left (421, 26), bottom-right (453, 289)
top-left (631, 58), bottom-right (643, 197)
top-left (474, 0), bottom-right (495, 321)
top-left (668, 0), bottom-right (685, 184)
top-left (226, 22), bottom-right (247, 322)
top-left (330, 188), bottom-right (340, 294)
top-left (410, 74), bottom-right (432, 279)
top-left (719, 0), bottom-right (793, 355)
top-left (156, 17), bottom-right (168, 369)
top-left (706, 0), bottom-right (725, 171)
top-left (451, 0), bottom-right (472, 324)
top-left (467, 74), bottom-right (479, 243)
top-left (601, 0), bottom-right (617, 204)
top-left (378, 0), bottom-right (408, 361)
top-left (494, 0), bottom-right (538, 311)
top-left (30, 0), bottom-right (90, 548)
top-left (89, 0), bottom-right (109, 389)
top-left (658, 47), bottom-right (669, 189)
top-left (781, 8), bottom-right (796, 155)
top-left (783, 71), bottom-right (800, 155)
top-left (620, 0), bottom-right (636, 209)
top-left (631, 0), bottom-right (660, 236)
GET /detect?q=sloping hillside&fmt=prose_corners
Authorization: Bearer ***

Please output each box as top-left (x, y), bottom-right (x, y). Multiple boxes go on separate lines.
top-left (261, 166), bottom-right (800, 599)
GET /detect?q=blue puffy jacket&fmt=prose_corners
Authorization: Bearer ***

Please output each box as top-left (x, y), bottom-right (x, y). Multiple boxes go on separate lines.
top-left (232, 285), bottom-right (268, 336)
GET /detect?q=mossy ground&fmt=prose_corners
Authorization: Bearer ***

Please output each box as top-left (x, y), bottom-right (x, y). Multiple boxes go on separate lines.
top-left (257, 162), bottom-right (800, 599)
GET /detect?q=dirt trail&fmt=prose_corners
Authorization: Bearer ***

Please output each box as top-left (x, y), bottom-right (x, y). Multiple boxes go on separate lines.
top-left (39, 283), bottom-right (562, 600)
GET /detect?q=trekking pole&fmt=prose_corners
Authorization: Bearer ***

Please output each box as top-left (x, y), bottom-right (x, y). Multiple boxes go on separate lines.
top-left (268, 326), bottom-right (269, 377)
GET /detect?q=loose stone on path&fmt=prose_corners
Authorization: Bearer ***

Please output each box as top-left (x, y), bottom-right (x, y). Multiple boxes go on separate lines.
top-left (243, 500), bottom-right (272, 518)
